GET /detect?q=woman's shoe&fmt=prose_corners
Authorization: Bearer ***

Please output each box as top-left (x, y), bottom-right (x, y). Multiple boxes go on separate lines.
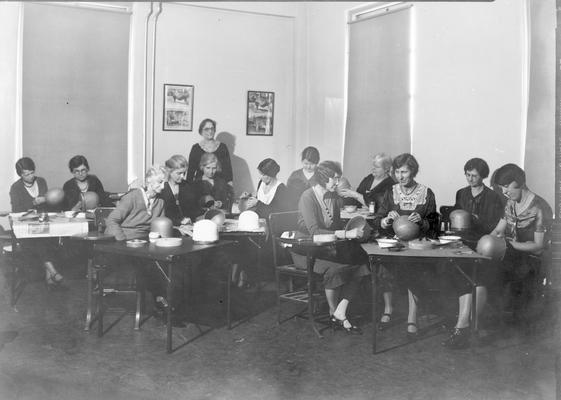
top-left (330, 316), bottom-right (362, 335)
top-left (441, 327), bottom-right (470, 349)
top-left (406, 322), bottom-right (419, 341)
top-left (378, 313), bottom-right (393, 331)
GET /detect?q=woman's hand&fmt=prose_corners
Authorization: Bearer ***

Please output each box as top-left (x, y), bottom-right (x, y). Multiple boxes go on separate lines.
top-left (408, 212), bottom-right (421, 224)
top-left (180, 217), bottom-right (191, 226)
top-left (214, 200), bottom-right (223, 209)
top-left (506, 237), bottom-right (522, 250)
top-left (338, 188), bottom-right (357, 199)
top-left (33, 196), bottom-right (46, 206)
top-left (245, 197), bottom-right (257, 209)
top-left (388, 211), bottom-right (400, 220)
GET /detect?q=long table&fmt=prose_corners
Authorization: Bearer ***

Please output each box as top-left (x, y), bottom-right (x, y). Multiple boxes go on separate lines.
top-left (361, 242), bottom-right (490, 354)
top-left (93, 238), bottom-right (236, 353)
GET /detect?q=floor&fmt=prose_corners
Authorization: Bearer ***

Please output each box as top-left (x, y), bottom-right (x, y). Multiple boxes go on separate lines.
top-left (0, 253), bottom-right (559, 400)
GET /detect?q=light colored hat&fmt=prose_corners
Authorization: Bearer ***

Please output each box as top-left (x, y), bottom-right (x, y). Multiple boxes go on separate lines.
top-left (193, 219), bottom-right (219, 244)
top-left (238, 210), bottom-right (259, 231)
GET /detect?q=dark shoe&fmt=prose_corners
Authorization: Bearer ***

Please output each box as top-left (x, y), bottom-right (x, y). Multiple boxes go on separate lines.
top-left (406, 322), bottom-right (419, 341)
top-left (331, 316), bottom-right (363, 335)
top-left (441, 327), bottom-right (470, 349)
top-left (378, 313), bottom-right (393, 331)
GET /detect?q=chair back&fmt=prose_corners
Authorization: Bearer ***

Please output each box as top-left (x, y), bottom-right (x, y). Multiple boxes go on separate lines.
top-left (94, 207), bottom-right (116, 233)
top-left (268, 211), bottom-right (300, 268)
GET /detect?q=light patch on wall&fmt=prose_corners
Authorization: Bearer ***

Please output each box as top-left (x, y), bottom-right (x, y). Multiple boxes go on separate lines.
top-left (409, 5), bottom-right (416, 149)
top-left (323, 97), bottom-right (344, 161)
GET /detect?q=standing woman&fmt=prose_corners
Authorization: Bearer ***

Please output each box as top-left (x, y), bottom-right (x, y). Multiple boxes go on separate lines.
top-left (375, 153), bottom-right (437, 338)
top-left (292, 161), bottom-right (370, 333)
top-left (62, 155), bottom-right (109, 211)
top-left (9, 157), bottom-right (64, 287)
top-left (286, 146), bottom-right (320, 209)
top-left (245, 158), bottom-right (291, 219)
top-left (186, 119), bottom-right (233, 185)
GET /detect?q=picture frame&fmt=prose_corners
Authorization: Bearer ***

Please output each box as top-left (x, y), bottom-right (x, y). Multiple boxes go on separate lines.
top-left (163, 84), bottom-right (194, 131)
top-left (246, 90), bottom-right (274, 136)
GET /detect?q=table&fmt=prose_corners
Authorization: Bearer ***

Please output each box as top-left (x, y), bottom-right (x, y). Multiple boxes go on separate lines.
top-left (340, 208), bottom-right (374, 220)
top-left (361, 241), bottom-right (490, 354)
top-left (94, 237), bottom-right (235, 353)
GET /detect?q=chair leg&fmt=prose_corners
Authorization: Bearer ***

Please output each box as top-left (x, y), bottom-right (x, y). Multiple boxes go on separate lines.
top-left (227, 263), bottom-right (232, 330)
top-left (97, 267), bottom-right (104, 337)
top-left (10, 255), bottom-right (17, 308)
top-left (84, 258), bottom-right (94, 331)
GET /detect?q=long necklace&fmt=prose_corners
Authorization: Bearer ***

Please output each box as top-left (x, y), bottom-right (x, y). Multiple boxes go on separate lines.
top-left (77, 179), bottom-right (89, 193)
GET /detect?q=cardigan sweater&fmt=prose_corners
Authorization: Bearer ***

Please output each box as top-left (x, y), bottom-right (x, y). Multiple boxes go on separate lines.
top-left (105, 188), bottom-right (165, 241)
top-left (159, 181), bottom-right (204, 225)
top-left (186, 142), bottom-right (233, 183)
top-left (9, 177), bottom-right (49, 212)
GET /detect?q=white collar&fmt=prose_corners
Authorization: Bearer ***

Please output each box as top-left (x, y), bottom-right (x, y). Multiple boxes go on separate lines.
top-left (257, 180), bottom-right (281, 205)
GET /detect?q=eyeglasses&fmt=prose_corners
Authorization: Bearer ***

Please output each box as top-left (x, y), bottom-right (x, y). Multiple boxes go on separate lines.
top-left (202, 127), bottom-right (215, 132)
top-left (73, 168), bottom-right (88, 175)
top-left (21, 171), bottom-right (35, 178)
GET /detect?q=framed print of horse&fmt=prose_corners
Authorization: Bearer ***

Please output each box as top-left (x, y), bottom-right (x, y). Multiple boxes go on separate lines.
top-left (163, 84), bottom-right (194, 131)
top-left (247, 90), bottom-right (274, 136)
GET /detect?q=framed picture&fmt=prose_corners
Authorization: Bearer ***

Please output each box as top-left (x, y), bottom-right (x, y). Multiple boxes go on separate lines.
top-left (163, 84), bottom-right (194, 131)
top-left (246, 90), bottom-right (274, 136)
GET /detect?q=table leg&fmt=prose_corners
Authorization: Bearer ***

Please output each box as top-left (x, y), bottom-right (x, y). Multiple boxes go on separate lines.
top-left (370, 255), bottom-right (379, 354)
top-left (97, 264), bottom-right (104, 337)
top-left (166, 262), bottom-right (173, 354)
top-left (306, 250), bottom-right (322, 338)
top-left (227, 262), bottom-right (232, 330)
top-left (134, 268), bottom-right (142, 331)
top-left (471, 260), bottom-right (480, 332)
top-left (84, 258), bottom-right (94, 331)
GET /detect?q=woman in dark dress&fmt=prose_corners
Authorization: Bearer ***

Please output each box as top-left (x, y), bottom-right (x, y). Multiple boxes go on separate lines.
top-left (442, 158), bottom-right (504, 349)
top-left (192, 152), bottom-right (234, 213)
top-left (375, 153), bottom-right (437, 338)
top-left (286, 146), bottom-right (320, 209)
top-left (9, 157), bottom-right (63, 287)
top-left (186, 119), bottom-right (233, 185)
top-left (160, 155), bottom-right (203, 225)
top-left (292, 161), bottom-right (370, 334)
top-left (62, 155), bottom-right (110, 211)
top-left (245, 158), bottom-right (291, 219)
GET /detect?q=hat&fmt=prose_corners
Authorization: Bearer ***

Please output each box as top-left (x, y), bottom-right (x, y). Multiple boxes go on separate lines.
top-left (238, 210), bottom-right (259, 231)
top-left (204, 209), bottom-right (226, 227)
top-left (193, 220), bottom-right (219, 244)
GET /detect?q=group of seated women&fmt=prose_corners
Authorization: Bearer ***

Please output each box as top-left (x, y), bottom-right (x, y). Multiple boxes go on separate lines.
top-left (9, 116), bottom-right (553, 346)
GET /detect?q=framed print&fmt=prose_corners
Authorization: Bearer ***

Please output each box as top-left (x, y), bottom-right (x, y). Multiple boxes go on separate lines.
top-left (163, 84), bottom-right (194, 131)
top-left (246, 90), bottom-right (274, 136)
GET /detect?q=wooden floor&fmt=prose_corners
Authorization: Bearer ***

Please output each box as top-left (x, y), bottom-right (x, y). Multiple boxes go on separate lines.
top-left (0, 255), bottom-right (559, 400)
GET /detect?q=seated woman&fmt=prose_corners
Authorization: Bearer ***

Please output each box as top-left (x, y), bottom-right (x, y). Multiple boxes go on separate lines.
top-left (62, 155), bottom-right (110, 211)
top-left (9, 157), bottom-right (63, 287)
top-left (187, 118), bottom-right (233, 186)
top-left (244, 158), bottom-right (291, 219)
top-left (491, 163), bottom-right (553, 325)
top-left (442, 158), bottom-right (504, 349)
top-left (292, 161), bottom-right (370, 334)
top-left (339, 153), bottom-right (395, 328)
top-left (160, 155), bottom-right (203, 226)
top-left (286, 146), bottom-right (320, 209)
top-left (192, 152), bottom-right (234, 213)
top-left (375, 153), bottom-right (437, 339)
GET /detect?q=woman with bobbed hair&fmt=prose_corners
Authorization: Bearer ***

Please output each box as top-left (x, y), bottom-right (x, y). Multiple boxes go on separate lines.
top-left (186, 119), bottom-right (233, 185)
top-left (292, 160), bottom-right (370, 334)
top-left (287, 146), bottom-right (320, 209)
top-left (192, 152), bottom-right (234, 213)
top-left (490, 163), bottom-right (553, 326)
top-left (9, 157), bottom-right (64, 287)
top-left (160, 155), bottom-right (203, 225)
top-left (245, 158), bottom-right (291, 219)
top-left (375, 153), bottom-right (438, 339)
top-left (62, 155), bottom-right (110, 211)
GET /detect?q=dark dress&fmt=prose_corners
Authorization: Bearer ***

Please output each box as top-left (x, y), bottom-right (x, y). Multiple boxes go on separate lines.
top-left (62, 175), bottom-right (111, 211)
top-left (9, 177), bottom-right (49, 212)
top-left (292, 188), bottom-right (370, 290)
top-left (286, 169), bottom-right (317, 210)
top-left (159, 181), bottom-right (204, 225)
top-left (191, 176), bottom-right (234, 213)
top-left (355, 175), bottom-right (395, 211)
top-left (248, 181), bottom-right (292, 219)
top-left (186, 142), bottom-right (233, 183)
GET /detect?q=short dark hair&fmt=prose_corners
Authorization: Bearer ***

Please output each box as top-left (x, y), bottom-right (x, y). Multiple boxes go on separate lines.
top-left (15, 157), bottom-right (36, 176)
top-left (393, 153), bottom-right (419, 177)
top-left (301, 146), bottom-right (320, 164)
top-left (257, 158), bottom-right (280, 178)
top-left (68, 155), bottom-right (89, 172)
top-left (198, 118), bottom-right (216, 135)
top-left (494, 163), bottom-right (526, 187)
top-left (315, 161), bottom-right (339, 187)
top-left (464, 158), bottom-right (490, 179)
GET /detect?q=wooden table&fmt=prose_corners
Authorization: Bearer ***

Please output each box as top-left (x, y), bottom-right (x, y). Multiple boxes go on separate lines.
top-left (361, 241), bottom-right (490, 354)
top-left (93, 238), bottom-right (236, 353)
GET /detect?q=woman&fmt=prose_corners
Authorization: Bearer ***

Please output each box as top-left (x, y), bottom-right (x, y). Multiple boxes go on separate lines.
top-left (491, 164), bottom-right (553, 326)
top-left (192, 152), bottom-right (234, 213)
top-left (339, 153), bottom-right (395, 329)
top-left (286, 146), bottom-right (320, 209)
top-left (160, 155), bottom-right (203, 226)
top-left (9, 157), bottom-right (63, 287)
top-left (442, 158), bottom-right (504, 349)
top-left (186, 119), bottom-right (233, 185)
top-left (62, 155), bottom-right (109, 211)
top-left (376, 153), bottom-right (437, 338)
top-left (245, 158), bottom-right (291, 219)
top-left (293, 161), bottom-right (370, 334)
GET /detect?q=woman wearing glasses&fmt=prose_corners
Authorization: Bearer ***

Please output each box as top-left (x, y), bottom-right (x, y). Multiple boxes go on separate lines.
top-left (62, 155), bottom-right (110, 211)
top-left (186, 119), bottom-right (233, 186)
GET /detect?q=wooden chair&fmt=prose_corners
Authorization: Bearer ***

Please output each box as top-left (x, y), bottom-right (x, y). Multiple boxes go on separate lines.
top-left (268, 211), bottom-right (327, 338)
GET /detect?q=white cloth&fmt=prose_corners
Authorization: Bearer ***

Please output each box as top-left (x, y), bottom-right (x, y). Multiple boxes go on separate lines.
top-left (257, 180), bottom-right (282, 205)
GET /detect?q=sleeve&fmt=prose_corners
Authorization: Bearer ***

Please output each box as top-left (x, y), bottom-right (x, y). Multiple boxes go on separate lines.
top-left (420, 188), bottom-right (438, 234)
top-left (105, 193), bottom-right (133, 241)
top-left (356, 175), bottom-right (370, 197)
top-left (478, 191), bottom-right (504, 234)
top-left (219, 144), bottom-right (233, 183)
top-left (91, 175), bottom-right (112, 207)
top-left (253, 184), bottom-right (291, 218)
top-left (179, 183), bottom-right (204, 221)
top-left (298, 192), bottom-right (332, 235)
top-left (186, 145), bottom-right (199, 183)
top-left (9, 182), bottom-right (25, 213)
top-left (372, 189), bottom-right (393, 231)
